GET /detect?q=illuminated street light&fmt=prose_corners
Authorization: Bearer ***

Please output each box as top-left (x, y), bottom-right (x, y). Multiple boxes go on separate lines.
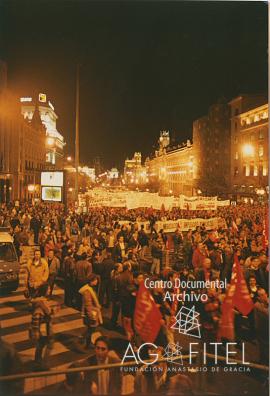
top-left (67, 156), bottom-right (72, 161)
top-left (47, 137), bottom-right (54, 146)
top-left (256, 188), bottom-right (265, 195)
top-left (187, 161), bottom-right (193, 168)
top-left (169, 189), bottom-right (173, 194)
top-left (68, 187), bottom-right (73, 192)
top-left (28, 184), bottom-right (35, 192)
top-left (242, 144), bottom-right (254, 157)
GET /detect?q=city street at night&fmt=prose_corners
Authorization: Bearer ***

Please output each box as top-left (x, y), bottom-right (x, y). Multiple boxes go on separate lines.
top-left (0, 1), bottom-right (268, 396)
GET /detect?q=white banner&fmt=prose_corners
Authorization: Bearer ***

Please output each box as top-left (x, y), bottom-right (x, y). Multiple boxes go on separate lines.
top-left (216, 200), bottom-right (230, 207)
top-left (119, 217), bottom-right (227, 233)
top-left (84, 189), bottom-right (220, 211)
top-left (179, 195), bottom-right (217, 211)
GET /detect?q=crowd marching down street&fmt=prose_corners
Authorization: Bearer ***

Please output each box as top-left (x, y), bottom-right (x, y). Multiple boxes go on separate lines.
top-left (0, 199), bottom-right (268, 395)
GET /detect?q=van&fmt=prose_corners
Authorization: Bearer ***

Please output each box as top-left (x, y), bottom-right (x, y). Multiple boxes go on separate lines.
top-left (0, 227), bottom-right (20, 294)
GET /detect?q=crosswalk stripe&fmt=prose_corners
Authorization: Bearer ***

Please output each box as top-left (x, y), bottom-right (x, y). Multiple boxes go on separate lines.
top-left (20, 342), bottom-right (70, 363)
top-left (2, 318), bottom-right (85, 344)
top-left (0, 288), bottom-right (64, 304)
top-left (1, 307), bottom-right (80, 328)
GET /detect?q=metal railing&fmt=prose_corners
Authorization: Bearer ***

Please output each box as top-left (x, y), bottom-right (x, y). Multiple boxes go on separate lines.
top-left (0, 352), bottom-right (268, 395)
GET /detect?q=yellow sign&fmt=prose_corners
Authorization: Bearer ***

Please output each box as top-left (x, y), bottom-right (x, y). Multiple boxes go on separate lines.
top-left (39, 93), bottom-right (47, 102)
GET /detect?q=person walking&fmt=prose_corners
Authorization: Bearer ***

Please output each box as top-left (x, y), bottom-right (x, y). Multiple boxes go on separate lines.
top-left (47, 249), bottom-right (60, 296)
top-left (79, 275), bottom-right (103, 349)
top-left (24, 250), bottom-right (49, 299)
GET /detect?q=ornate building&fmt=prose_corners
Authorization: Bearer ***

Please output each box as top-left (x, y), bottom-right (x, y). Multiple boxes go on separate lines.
top-left (20, 93), bottom-right (65, 168)
top-left (124, 152), bottom-right (147, 186)
top-left (0, 89), bottom-right (47, 202)
top-left (146, 132), bottom-right (194, 196)
top-left (229, 94), bottom-right (268, 199)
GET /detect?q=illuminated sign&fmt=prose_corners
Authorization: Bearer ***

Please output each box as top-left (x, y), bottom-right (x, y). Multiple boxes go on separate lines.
top-left (42, 186), bottom-right (62, 202)
top-left (39, 93), bottom-right (47, 103)
top-left (48, 101), bottom-right (54, 111)
top-left (20, 97), bottom-right (32, 102)
top-left (41, 171), bottom-right (64, 187)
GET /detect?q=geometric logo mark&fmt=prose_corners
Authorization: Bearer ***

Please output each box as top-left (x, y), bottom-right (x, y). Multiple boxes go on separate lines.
top-left (171, 306), bottom-right (201, 338)
top-left (163, 342), bottom-right (183, 365)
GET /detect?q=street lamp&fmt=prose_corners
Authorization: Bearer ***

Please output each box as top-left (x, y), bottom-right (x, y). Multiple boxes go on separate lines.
top-left (242, 144), bottom-right (254, 157)
top-left (256, 188), bottom-right (265, 196)
top-left (28, 184), bottom-right (35, 192)
top-left (47, 137), bottom-right (54, 146)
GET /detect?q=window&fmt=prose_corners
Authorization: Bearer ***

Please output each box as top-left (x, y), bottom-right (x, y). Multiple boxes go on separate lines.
top-left (235, 152), bottom-right (239, 160)
top-left (245, 165), bottom-right (250, 176)
top-left (234, 167), bottom-right (239, 176)
top-left (263, 165), bottom-right (268, 176)
top-left (254, 165), bottom-right (258, 176)
top-left (235, 122), bottom-right (238, 131)
top-left (259, 164), bottom-right (263, 177)
top-left (259, 130), bottom-right (264, 139)
top-left (250, 164), bottom-right (254, 176)
top-left (234, 108), bottom-right (239, 116)
top-left (259, 145), bottom-right (264, 157)
top-left (243, 165), bottom-right (246, 176)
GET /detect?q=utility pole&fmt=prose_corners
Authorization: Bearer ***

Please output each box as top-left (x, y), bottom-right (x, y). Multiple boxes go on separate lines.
top-left (75, 63), bottom-right (80, 201)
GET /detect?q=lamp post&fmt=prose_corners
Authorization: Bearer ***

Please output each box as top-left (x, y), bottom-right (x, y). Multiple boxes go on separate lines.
top-left (75, 63), bottom-right (80, 201)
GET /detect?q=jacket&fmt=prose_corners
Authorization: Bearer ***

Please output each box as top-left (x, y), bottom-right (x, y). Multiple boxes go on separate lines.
top-left (48, 256), bottom-right (60, 275)
top-left (78, 284), bottom-right (103, 326)
top-left (26, 258), bottom-right (49, 288)
top-left (83, 354), bottom-right (121, 395)
top-left (74, 259), bottom-right (92, 283)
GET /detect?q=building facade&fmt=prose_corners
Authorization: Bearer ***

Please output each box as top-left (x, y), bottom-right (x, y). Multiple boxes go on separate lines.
top-left (146, 132), bottom-right (194, 196)
top-left (21, 93), bottom-right (65, 167)
top-left (229, 95), bottom-right (268, 199)
top-left (0, 89), bottom-right (47, 202)
top-left (124, 152), bottom-right (147, 186)
top-left (192, 100), bottom-right (231, 195)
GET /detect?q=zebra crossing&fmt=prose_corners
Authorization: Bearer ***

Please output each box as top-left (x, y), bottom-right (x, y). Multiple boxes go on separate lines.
top-left (0, 271), bottom-right (124, 394)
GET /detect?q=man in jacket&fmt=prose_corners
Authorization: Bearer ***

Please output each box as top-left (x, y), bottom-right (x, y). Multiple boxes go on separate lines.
top-left (47, 249), bottom-right (60, 296)
top-left (74, 252), bottom-right (93, 309)
top-left (151, 236), bottom-right (162, 275)
top-left (25, 250), bottom-right (49, 298)
top-left (83, 336), bottom-right (121, 395)
top-left (99, 250), bottom-right (115, 308)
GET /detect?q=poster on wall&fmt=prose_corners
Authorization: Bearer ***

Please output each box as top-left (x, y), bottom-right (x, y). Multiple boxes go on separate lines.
top-left (41, 186), bottom-right (62, 202)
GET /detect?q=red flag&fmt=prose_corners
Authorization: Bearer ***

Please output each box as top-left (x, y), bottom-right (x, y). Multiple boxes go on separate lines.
top-left (233, 254), bottom-right (254, 315)
top-left (134, 282), bottom-right (162, 343)
top-left (217, 283), bottom-right (235, 341)
top-left (218, 254), bottom-right (254, 340)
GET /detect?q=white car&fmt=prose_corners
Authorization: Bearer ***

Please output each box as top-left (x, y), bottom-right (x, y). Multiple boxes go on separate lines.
top-left (0, 228), bottom-right (20, 294)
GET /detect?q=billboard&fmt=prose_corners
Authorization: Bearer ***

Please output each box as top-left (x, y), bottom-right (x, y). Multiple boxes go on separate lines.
top-left (41, 171), bottom-right (64, 187)
top-left (42, 186), bottom-right (62, 202)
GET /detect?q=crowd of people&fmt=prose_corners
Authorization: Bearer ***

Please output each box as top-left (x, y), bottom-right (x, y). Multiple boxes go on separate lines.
top-left (0, 200), bottom-right (268, 395)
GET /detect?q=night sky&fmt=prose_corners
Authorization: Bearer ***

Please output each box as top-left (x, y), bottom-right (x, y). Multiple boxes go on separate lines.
top-left (1, 1), bottom-right (268, 170)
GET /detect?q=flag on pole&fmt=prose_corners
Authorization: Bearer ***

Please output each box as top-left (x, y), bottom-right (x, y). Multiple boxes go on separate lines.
top-left (233, 254), bottom-right (254, 316)
top-left (218, 254), bottom-right (254, 340)
top-left (134, 282), bottom-right (162, 343)
top-left (217, 276), bottom-right (236, 341)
